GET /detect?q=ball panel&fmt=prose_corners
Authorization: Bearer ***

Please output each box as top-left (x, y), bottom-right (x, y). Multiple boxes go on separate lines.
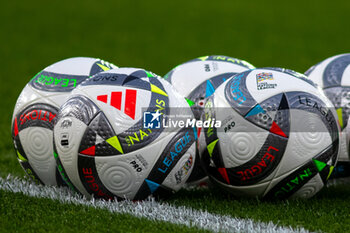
top-left (222, 132), bottom-right (288, 186)
top-left (97, 160), bottom-right (136, 196)
top-left (306, 54), bottom-right (350, 164)
top-left (224, 71), bottom-right (257, 116)
top-left (93, 138), bottom-right (166, 199)
top-left (263, 160), bottom-right (319, 200)
top-left (305, 54), bottom-right (348, 88)
top-left (273, 109), bottom-right (332, 177)
top-left (54, 116), bottom-right (90, 196)
top-left (12, 85), bottom-right (43, 122)
top-left (19, 127), bottom-right (56, 185)
top-left (12, 103), bottom-right (58, 185)
top-left (323, 87), bottom-right (350, 130)
top-left (58, 95), bottom-right (100, 125)
top-left (14, 141), bottom-right (43, 185)
top-left (203, 94), bottom-right (289, 186)
top-left (264, 143), bottom-right (337, 200)
top-left (286, 91), bottom-right (339, 143)
top-left (79, 112), bottom-right (123, 156)
top-left (133, 128), bottom-right (196, 200)
top-left (289, 174), bottom-right (324, 199)
top-left (323, 54), bottom-right (350, 88)
top-left (340, 63), bottom-right (350, 86)
top-left (78, 155), bottom-right (121, 200)
top-left (214, 103), bottom-right (270, 168)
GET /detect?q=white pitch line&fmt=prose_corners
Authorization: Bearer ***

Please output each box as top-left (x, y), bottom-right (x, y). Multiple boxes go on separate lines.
top-left (0, 175), bottom-right (308, 233)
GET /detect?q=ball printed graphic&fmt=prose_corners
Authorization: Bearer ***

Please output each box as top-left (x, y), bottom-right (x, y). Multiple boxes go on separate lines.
top-left (12, 57), bottom-right (117, 186)
top-left (200, 68), bottom-right (340, 199)
top-left (53, 68), bottom-right (197, 200)
top-left (305, 53), bottom-right (350, 163)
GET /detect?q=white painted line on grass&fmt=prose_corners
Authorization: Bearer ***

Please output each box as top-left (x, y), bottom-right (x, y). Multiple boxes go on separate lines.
top-left (0, 175), bottom-right (308, 233)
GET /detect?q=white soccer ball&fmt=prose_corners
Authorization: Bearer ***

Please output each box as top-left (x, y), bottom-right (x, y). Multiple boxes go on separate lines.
top-left (164, 55), bottom-right (255, 184)
top-left (11, 57), bottom-right (117, 186)
top-left (200, 68), bottom-right (340, 199)
top-left (53, 68), bottom-right (197, 200)
top-left (305, 53), bottom-right (350, 163)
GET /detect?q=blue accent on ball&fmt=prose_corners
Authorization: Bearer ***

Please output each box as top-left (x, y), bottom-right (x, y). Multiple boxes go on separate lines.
top-left (245, 104), bottom-right (265, 118)
top-left (192, 127), bottom-right (198, 140)
top-left (205, 80), bottom-right (215, 97)
top-left (145, 179), bottom-right (160, 193)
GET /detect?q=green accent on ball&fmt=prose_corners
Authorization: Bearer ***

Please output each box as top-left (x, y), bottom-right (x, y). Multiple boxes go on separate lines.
top-left (57, 164), bottom-right (75, 190)
top-left (97, 63), bottom-right (112, 71)
top-left (207, 139), bottom-right (218, 157)
top-left (327, 166), bottom-right (334, 180)
top-left (17, 151), bottom-right (27, 162)
top-left (336, 108), bottom-right (343, 128)
top-left (197, 56), bottom-right (209, 61)
top-left (150, 84), bottom-right (168, 97)
top-left (313, 159), bottom-right (327, 172)
top-left (53, 152), bottom-right (58, 158)
top-left (186, 98), bottom-right (195, 107)
top-left (106, 136), bottom-right (124, 154)
top-left (145, 70), bottom-right (155, 77)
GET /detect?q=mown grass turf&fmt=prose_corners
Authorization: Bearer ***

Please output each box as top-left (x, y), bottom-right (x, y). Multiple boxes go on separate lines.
top-left (0, 190), bottom-right (209, 233)
top-left (166, 184), bottom-right (350, 233)
top-left (1, 0), bottom-right (350, 232)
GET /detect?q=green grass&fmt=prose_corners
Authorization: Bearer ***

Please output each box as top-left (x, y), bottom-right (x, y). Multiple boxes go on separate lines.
top-left (0, 190), bottom-right (208, 233)
top-left (1, 0), bottom-right (350, 232)
top-left (166, 184), bottom-right (350, 233)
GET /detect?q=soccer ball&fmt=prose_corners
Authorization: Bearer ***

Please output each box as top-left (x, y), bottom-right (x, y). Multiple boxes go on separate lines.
top-left (164, 55), bottom-right (255, 184)
top-left (12, 57), bottom-right (117, 186)
top-left (200, 68), bottom-right (340, 199)
top-left (53, 68), bottom-right (197, 200)
top-left (305, 53), bottom-right (350, 164)
top-left (164, 55), bottom-right (255, 119)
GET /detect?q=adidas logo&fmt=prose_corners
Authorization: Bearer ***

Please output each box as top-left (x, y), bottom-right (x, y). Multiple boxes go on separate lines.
top-left (97, 89), bottom-right (137, 119)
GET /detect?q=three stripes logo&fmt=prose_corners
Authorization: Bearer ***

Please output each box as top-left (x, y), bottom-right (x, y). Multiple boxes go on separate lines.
top-left (97, 89), bottom-right (137, 119)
